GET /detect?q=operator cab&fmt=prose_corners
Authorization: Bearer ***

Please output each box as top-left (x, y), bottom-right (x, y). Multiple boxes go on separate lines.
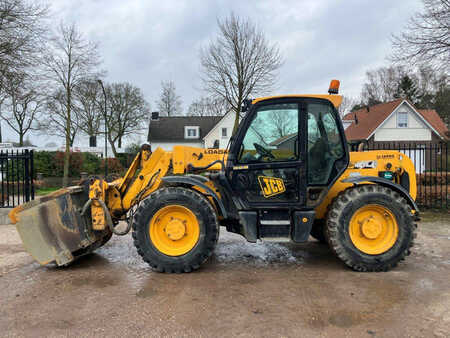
top-left (226, 82), bottom-right (349, 211)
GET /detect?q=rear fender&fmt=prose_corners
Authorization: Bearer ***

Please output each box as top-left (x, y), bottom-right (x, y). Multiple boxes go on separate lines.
top-left (341, 176), bottom-right (419, 213)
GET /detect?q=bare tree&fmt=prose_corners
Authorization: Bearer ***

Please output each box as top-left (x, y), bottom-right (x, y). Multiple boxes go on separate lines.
top-left (40, 22), bottom-right (102, 186)
top-left (187, 96), bottom-right (229, 116)
top-left (391, 0), bottom-right (450, 73)
top-left (0, 72), bottom-right (42, 145)
top-left (0, 0), bottom-right (48, 90)
top-left (156, 80), bottom-right (182, 116)
top-left (73, 79), bottom-right (102, 146)
top-left (269, 110), bottom-right (296, 139)
top-left (106, 82), bottom-right (150, 157)
top-left (338, 96), bottom-right (357, 117)
top-left (42, 89), bottom-right (80, 147)
top-left (361, 66), bottom-right (405, 104)
top-left (200, 13), bottom-right (283, 133)
top-left (358, 65), bottom-right (449, 125)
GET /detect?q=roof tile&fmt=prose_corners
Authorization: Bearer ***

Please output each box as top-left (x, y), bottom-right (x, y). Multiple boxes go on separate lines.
top-left (418, 109), bottom-right (448, 140)
top-left (343, 99), bottom-right (403, 140)
top-left (147, 116), bottom-right (223, 142)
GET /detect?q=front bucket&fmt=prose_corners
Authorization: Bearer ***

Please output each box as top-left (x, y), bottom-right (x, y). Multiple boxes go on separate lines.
top-left (9, 186), bottom-right (112, 266)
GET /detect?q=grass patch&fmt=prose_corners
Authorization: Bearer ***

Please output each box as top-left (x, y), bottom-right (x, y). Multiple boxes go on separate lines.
top-left (35, 187), bottom-right (60, 196)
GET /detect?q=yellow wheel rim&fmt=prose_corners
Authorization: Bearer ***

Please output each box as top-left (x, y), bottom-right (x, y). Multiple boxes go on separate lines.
top-left (349, 204), bottom-right (399, 255)
top-left (149, 205), bottom-right (200, 256)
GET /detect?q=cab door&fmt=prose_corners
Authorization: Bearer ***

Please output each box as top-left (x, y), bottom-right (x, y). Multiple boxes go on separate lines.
top-left (229, 100), bottom-right (306, 208)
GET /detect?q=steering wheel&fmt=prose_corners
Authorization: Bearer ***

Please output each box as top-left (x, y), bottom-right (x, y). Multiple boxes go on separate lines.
top-left (253, 143), bottom-right (275, 159)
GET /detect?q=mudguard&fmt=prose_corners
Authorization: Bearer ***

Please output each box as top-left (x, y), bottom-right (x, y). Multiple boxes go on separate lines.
top-left (162, 175), bottom-right (228, 218)
top-left (341, 176), bottom-right (419, 212)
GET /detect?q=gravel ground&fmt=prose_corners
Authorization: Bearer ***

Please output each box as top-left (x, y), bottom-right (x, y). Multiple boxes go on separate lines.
top-left (0, 212), bottom-right (449, 337)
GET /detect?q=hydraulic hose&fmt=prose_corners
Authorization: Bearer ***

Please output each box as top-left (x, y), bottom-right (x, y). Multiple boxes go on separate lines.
top-left (187, 160), bottom-right (224, 172)
top-left (80, 198), bottom-right (131, 236)
top-left (97, 199), bottom-right (131, 236)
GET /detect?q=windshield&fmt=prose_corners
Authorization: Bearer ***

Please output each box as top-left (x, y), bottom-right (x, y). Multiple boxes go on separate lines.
top-left (238, 103), bottom-right (299, 163)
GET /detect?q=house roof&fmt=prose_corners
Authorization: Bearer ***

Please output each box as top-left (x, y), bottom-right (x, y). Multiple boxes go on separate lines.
top-left (202, 110), bottom-right (233, 141)
top-left (343, 99), bottom-right (448, 141)
top-left (343, 99), bottom-right (404, 141)
top-left (147, 116), bottom-right (222, 142)
top-left (418, 109), bottom-right (448, 140)
top-left (269, 133), bottom-right (296, 146)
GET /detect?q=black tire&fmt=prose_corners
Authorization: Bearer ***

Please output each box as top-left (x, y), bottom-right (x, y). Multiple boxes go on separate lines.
top-left (310, 219), bottom-right (327, 243)
top-left (132, 187), bottom-right (219, 273)
top-left (325, 185), bottom-right (417, 272)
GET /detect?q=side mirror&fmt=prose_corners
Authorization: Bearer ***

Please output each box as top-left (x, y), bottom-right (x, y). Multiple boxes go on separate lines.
top-left (241, 99), bottom-right (253, 112)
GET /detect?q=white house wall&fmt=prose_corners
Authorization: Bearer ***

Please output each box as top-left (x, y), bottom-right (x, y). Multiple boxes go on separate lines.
top-left (374, 102), bottom-right (432, 141)
top-left (342, 121), bottom-right (352, 130)
top-left (149, 141), bottom-right (204, 151)
top-left (203, 111), bottom-right (235, 149)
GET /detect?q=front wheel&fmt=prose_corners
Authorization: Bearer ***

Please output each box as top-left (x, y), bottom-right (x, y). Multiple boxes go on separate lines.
top-left (326, 185), bottom-right (417, 272)
top-left (132, 187), bottom-right (219, 273)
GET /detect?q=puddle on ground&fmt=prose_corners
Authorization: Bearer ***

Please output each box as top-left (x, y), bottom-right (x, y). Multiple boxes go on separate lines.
top-left (328, 312), bottom-right (358, 328)
top-left (136, 287), bottom-right (157, 299)
top-left (70, 275), bottom-right (119, 288)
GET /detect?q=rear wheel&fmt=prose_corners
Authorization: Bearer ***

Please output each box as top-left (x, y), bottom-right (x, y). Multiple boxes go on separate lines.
top-left (132, 187), bottom-right (219, 273)
top-left (326, 185), bottom-right (416, 272)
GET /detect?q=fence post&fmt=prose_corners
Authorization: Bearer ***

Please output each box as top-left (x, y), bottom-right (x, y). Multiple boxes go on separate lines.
top-left (24, 150), bottom-right (30, 202)
top-left (6, 150), bottom-right (9, 207)
top-left (30, 150), bottom-right (35, 200)
top-left (0, 151), bottom-right (3, 207)
top-left (15, 150), bottom-right (19, 206)
top-left (446, 143), bottom-right (448, 209)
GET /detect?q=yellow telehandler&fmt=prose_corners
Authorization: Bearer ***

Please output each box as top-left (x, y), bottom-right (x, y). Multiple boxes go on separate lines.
top-left (9, 80), bottom-right (418, 272)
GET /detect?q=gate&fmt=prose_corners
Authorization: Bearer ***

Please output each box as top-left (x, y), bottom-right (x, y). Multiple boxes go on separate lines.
top-left (0, 149), bottom-right (35, 208)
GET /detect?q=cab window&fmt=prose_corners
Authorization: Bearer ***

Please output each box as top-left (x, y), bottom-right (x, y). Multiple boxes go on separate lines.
top-left (239, 103), bottom-right (298, 163)
top-left (307, 103), bottom-right (344, 184)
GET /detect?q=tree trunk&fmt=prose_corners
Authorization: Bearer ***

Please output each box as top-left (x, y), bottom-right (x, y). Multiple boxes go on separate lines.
top-left (108, 134), bottom-right (118, 158)
top-left (62, 89), bottom-right (71, 188)
top-left (232, 108), bottom-right (240, 135)
top-left (19, 133), bottom-right (23, 147)
top-left (118, 136), bottom-right (122, 149)
top-left (63, 132), bottom-right (70, 187)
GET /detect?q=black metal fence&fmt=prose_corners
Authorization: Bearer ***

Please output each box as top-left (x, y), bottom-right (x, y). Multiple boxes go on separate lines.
top-left (350, 142), bottom-right (449, 209)
top-left (0, 149), bottom-right (35, 208)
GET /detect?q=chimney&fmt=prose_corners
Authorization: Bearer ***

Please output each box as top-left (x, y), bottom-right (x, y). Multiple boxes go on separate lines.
top-left (151, 112), bottom-right (159, 120)
top-left (147, 112), bottom-right (159, 142)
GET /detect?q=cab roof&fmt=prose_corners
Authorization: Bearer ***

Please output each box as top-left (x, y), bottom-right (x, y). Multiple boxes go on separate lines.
top-left (252, 94), bottom-right (343, 108)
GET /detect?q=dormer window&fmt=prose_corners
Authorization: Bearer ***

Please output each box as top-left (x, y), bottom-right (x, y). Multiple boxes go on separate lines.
top-left (185, 126), bottom-right (199, 139)
top-left (397, 112), bottom-right (408, 128)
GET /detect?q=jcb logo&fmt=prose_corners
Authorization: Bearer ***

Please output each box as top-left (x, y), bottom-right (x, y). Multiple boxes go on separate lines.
top-left (258, 176), bottom-right (286, 198)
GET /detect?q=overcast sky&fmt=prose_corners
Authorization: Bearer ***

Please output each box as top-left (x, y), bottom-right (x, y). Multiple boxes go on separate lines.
top-left (3, 0), bottom-right (423, 147)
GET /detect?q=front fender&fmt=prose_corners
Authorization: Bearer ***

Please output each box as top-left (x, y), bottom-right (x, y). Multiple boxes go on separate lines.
top-left (162, 175), bottom-right (228, 218)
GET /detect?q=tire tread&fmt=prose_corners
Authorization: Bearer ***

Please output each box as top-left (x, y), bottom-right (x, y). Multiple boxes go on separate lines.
top-left (325, 184), bottom-right (417, 272)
